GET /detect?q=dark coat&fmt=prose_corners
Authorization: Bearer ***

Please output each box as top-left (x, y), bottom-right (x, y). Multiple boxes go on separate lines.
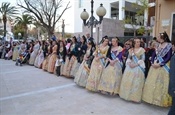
top-left (169, 53), bottom-right (175, 97)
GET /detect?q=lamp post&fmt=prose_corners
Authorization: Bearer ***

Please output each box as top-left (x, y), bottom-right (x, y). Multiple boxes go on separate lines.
top-left (62, 19), bottom-right (65, 38)
top-left (80, 0), bottom-right (106, 38)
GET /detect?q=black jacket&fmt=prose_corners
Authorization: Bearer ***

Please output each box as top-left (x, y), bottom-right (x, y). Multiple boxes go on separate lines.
top-left (169, 53), bottom-right (175, 97)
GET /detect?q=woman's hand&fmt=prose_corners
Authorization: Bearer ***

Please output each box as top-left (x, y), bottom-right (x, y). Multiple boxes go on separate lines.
top-left (95, 57), bottom-right (100, 61)
top-left (152, 63), bottom-right (160, 69)
top-left (110, 60), bottom-right (115, 66)
top-left (129, 63), bottom-right (138, 68)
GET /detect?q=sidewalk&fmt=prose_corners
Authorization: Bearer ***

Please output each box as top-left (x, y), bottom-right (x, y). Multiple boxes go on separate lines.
top-left (0, 59), bottom-right (169, 115)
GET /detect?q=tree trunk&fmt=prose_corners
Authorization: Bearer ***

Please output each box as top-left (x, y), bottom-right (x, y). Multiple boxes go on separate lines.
top-left (3, 15), bottom-right (7, 39)
top-left (47, 27), bottom-right (54, 40)
top-left (24, 26), bottom-right (28, 40)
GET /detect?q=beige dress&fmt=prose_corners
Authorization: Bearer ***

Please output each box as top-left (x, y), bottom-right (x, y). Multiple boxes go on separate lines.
top-left (119, 48), bottom-right (145, 102)
top-left (86, 45), bottom-right (109, 92)
top-left (47, 45), bottom-right (58, 73)
top-left (98, 46), bottom-right (123, 95)
top-left (74, 48), bottom-right (91, 87)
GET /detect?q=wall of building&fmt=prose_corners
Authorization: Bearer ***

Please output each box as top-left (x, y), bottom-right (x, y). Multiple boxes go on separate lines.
top-left (73, 0), bottom-right (138, 34)
top-left (74, 18), bottom-right (124, 44)
top-left (154, 0), bottom-right (175, 41)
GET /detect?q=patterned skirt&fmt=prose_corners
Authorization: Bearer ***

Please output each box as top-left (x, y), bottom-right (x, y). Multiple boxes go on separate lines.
top-left (74, 61), bottom-right (90, 87)
top-left (85, 58), bottom-right (104, 92)
top-left (119, 65), bottom-right (145, 102)
top-left (47, 54), bottom-right (57, 73)
top-left (42, 55), bottom-right (51, 71)
top-left (98, 63), bottom-right (122, 95)
top-left (62, 57), bottom-right (70, 77)
top-left (142, 66), bottom-right (172, 107)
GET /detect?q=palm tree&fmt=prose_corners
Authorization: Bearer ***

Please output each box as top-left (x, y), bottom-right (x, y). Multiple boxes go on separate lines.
top-left (15, 14), bottom-right (33, 39)
top-left (0, 2), bottom-right (18, 37)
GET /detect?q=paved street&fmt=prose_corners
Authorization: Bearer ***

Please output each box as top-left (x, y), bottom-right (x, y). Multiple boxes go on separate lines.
top-left (0, 59), bottom-right (169, 115)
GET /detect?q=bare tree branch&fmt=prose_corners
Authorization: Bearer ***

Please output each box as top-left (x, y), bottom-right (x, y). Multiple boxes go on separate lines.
top-left (17, 0), bottom-right (71, 38)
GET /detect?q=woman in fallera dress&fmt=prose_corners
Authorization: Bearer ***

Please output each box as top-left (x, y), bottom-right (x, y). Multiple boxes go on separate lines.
top-left (62, 39), bottom-right (71, 77)
top-left (47, 40), bottom-right (58, 73)
top-left (70, 36), bottom-right (87, 77)
top-left (29, 40), bottom-right (40, 65)
top-left (86, 37), bottom-right (109, 92)
top-left (34, 41), bottom-right (45, 68)
top-left (142, 32), bottom-right (172, 107)
top-left (64, 37), bottom-right (79, 77)
top-left (34, 41), bottom-right (41, 67)
top-left (74, 40), bottom-right (95, 87)
top-left (119, 38), bottom-right (145, 103)
top-left (57, 40), bottom-right (66, 76)
top-left (98, 37), bottom-right (123, 95)
top-left (42, 40), bottom-right (52, 71)
top-left (12, 42), bottom-right (20, 61)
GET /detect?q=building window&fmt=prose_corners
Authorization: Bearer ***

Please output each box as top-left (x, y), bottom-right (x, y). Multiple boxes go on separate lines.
top-left (111, 7), bottom-right (119, 19)
top-left (79, 0), bottom-right (83, 8)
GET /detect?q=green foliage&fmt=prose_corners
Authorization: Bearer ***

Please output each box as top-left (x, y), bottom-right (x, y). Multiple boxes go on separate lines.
top-left (14, 14), bottom-right (34, 38)
top-left (122, 0), bottom-right (150, 36)
top-left (15, 14), bottom-right (33, 28)
top-left (0, 2), bottom-right (18, 36)
top-left (0, 2), bottom-right (18, 16)
top-left (13, 24), bottom-right (25, 39)
top-left (137, 26), bottom-right (145, 34)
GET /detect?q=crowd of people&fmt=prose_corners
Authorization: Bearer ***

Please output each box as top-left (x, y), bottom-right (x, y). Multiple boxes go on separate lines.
top-left (0, 32), bottom-right (174, 114)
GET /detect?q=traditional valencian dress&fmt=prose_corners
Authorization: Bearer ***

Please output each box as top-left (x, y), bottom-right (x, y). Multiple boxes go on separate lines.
top-left (34, 46), bottom-right (44, 68)
top-left (74, 48), bottom-right (92, 87)
top-left (29, 42), bottom-right (40, 65)
top-left (70, 43), bottom-right (87, 77)
top-left (98, 46), bottom-right (123, 95)
top-left (47, 44), bottom-right (58, 73)
top-left (62, 43), bottom-right (71, 77)
top-left (142, 43), bottom-right (172, 107)
top-left (63, 43), bottom-right (78, 77)
top-left (86, 45), bottom-right (109, 92)
top-left (42, 45), bottom-right (51, 71)
top-left (58, 46), bottom-right (66, 76)
top-left (119, 47), bottom-right (145, 102)
top-left (12, 44), bottom-right (20, 61)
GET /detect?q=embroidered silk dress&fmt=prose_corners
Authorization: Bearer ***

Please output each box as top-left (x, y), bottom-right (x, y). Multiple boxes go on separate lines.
top-left (86, 45), bottom-right (109, 92)
top-left (98, 46), bottom-right (123, 95)
top-left (142, 43), bottom-right (172, 107)
top-left (12, 45), bottom-right (20, 61)
top-left (29, 43), bottom-right (40, 65)
top-left (42, 45), bottom-right (51, 71)
top-left (74, 48), bottom-right (92, 87)
top-left (119, 47), bottom-right (145, 102)
top-left (47, 45), bottom-right (58, 73)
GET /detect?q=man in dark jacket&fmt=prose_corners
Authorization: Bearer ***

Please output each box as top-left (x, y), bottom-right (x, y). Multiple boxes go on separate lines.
top-left (168, 41), bottom-right (175, 115)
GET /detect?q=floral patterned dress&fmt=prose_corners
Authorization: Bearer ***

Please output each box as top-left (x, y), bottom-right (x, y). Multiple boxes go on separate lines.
top-left (74, 48), bottom-right (91, 87)
top-left (142, 43), bottom-right (172, 107)
top-left (119, 47), bottom-right (145, 102)
top-left (47, 45), bottom-right (58, 73)
top-left (86, 45), bottom-right (109, 92)
top-left (98, 46), bottom-right (123, 95)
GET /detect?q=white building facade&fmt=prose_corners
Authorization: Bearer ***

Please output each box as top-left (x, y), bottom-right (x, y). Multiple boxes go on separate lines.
top-left (61, 0), bottom-right (148, 39)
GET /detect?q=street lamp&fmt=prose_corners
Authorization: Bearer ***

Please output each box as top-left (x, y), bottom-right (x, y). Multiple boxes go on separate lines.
top-left (62, 19), bottom-right (65, 38)
top-left (80, 0), bottom-right (106, 38)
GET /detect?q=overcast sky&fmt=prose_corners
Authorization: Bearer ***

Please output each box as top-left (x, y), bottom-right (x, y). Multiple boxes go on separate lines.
top-left (0, 0), bottom-right (17, 5)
